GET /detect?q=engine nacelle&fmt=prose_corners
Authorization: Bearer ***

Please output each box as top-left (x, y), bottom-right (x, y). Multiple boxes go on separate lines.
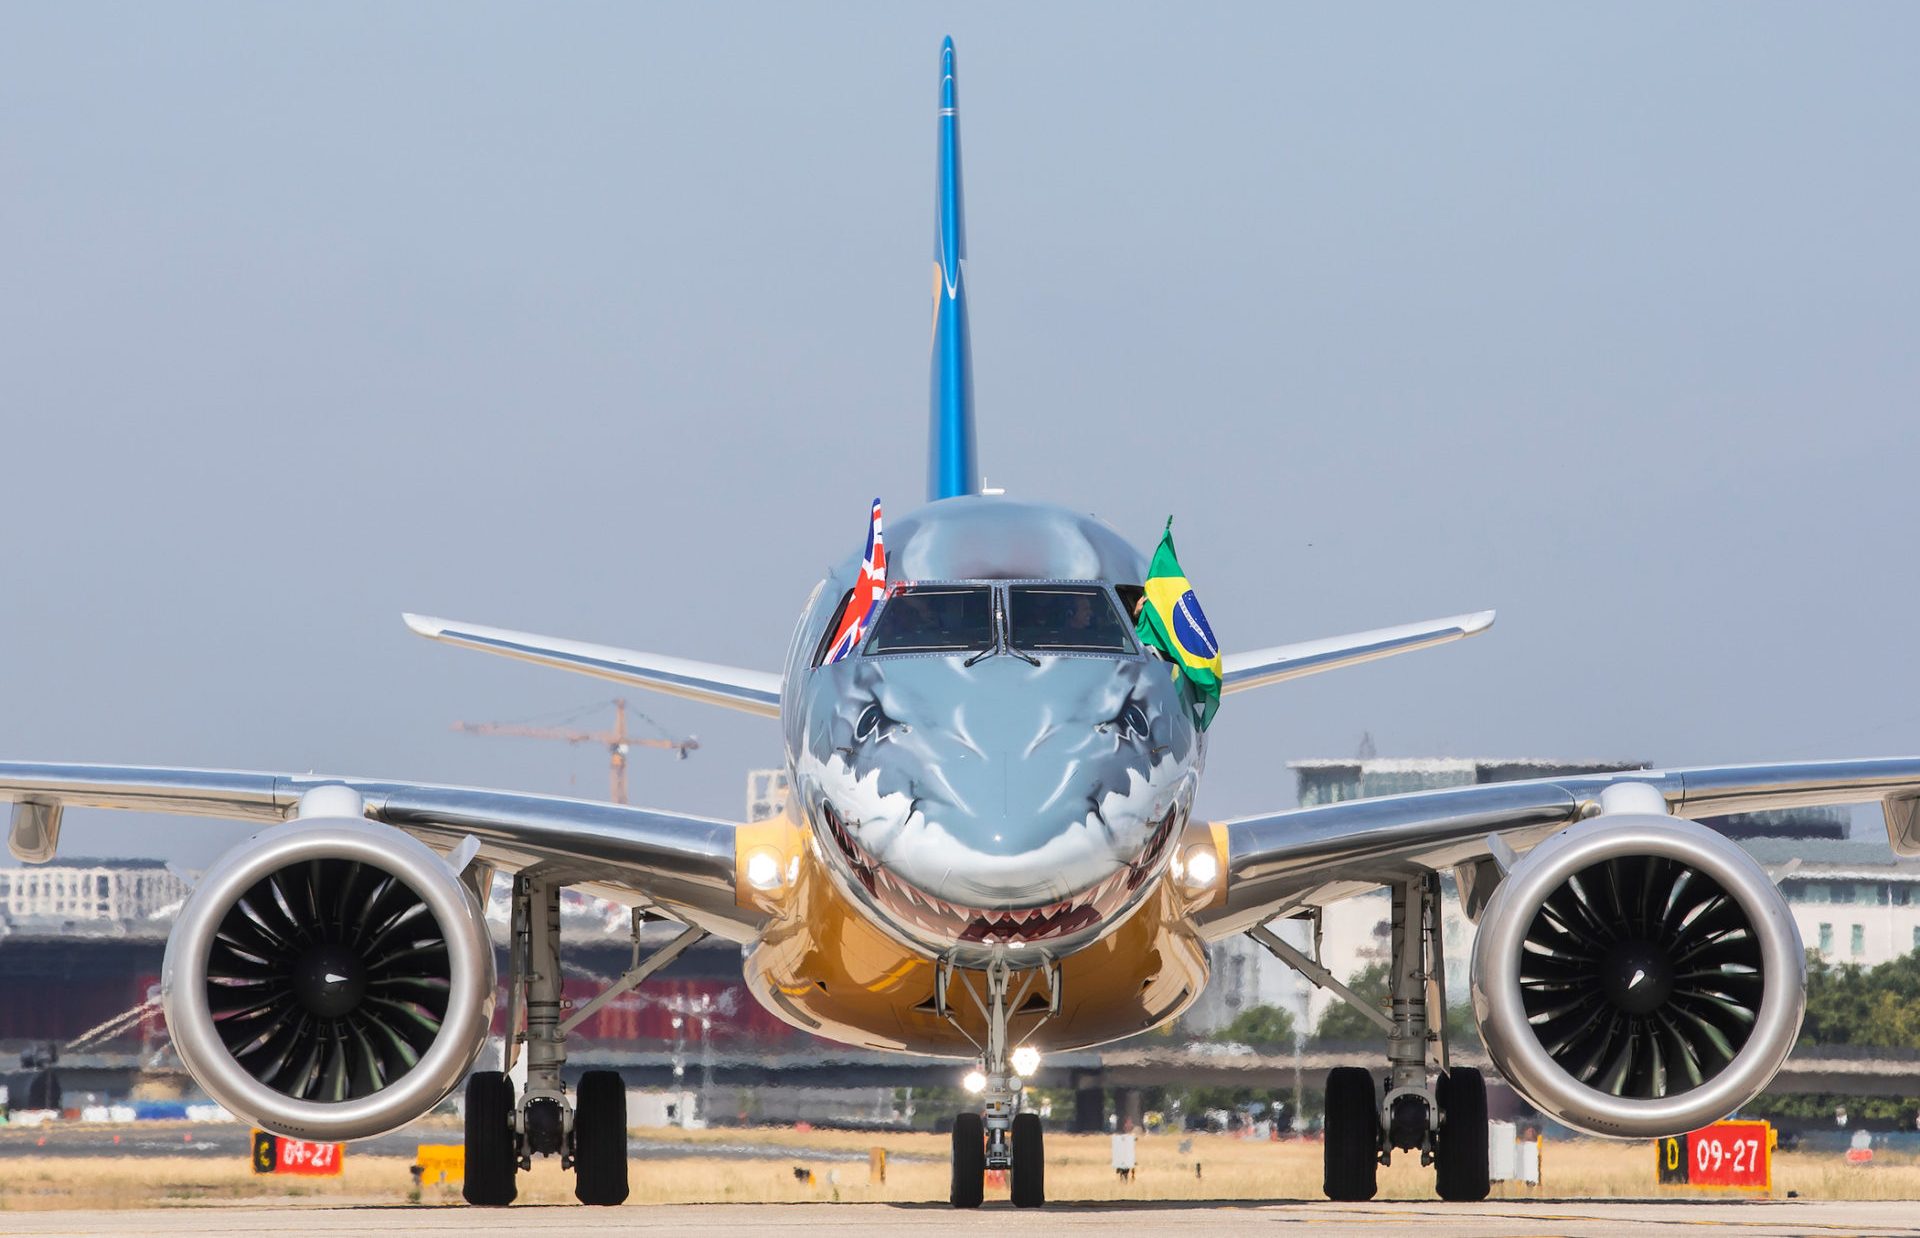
top-left (1470, 812), bottom-right (1803, 1139)
top-left (162, 817), bottom-right (495, 1142)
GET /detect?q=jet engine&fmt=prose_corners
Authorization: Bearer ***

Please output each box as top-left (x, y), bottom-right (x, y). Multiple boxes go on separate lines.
top-left (1470, 810), bottom-right (1803, 1138)
top-left (162, 814), bottom-right (495, 1142)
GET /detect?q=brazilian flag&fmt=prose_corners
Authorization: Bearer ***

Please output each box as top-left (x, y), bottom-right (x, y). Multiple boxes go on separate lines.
top-left (1135, 519), bottom-right (1222, 730)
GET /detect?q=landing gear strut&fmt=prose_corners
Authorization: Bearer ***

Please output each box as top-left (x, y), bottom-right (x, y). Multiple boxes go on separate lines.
top-left (464, 872), bottom-right (704, 1207)
top-left (1251, 872), bottom-right (1490, 1203)
top-left (936, 957), bottom-right (1058, 1209)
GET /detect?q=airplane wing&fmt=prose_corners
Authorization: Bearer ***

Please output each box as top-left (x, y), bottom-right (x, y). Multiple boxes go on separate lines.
top-left (1221, 610), bottom-right (1496, 693)
top-left (403, 613), bottom-right (782, 717)
top-left (1197, 756), bottom-right (1920, 939)
top-left (0, 762), bottom-right (762, 941)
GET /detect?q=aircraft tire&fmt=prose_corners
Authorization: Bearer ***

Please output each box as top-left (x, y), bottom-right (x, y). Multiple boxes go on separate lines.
top-left (1322, 1066), bottom-right (1380, 1202)
top-left (463, 1071), bottom-right (519, 1207)
top-left (950, 1112), bottom-right (986, 1208)
top-left (572, 1070), bottom-right (630, 1206)
top-left (1010, 1111), bottom-right (1045, 1208)
top-left (1433, 1067), bottom-right (1490, 1202)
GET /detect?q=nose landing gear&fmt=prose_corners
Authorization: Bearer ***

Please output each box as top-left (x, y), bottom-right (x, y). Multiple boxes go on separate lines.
top-left (948, 1083), bottom-right (1048, 1209)
top-left (1010, 1111), bottom-right (1046, 1208)
top-left (950, 1111), bottom-right (985, 1207)
top-left (937, 956), bottom-right (1058, 1209)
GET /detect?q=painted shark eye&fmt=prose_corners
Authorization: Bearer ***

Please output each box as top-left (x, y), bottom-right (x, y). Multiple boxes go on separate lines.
top-left (1100, 700), bottom-right (1151, 742)
top-left (855, 702), bottom-right (899, 742)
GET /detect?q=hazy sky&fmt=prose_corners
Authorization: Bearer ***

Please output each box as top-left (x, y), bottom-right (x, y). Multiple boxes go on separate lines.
top-left (3, 5), bottom-right (1916, 868)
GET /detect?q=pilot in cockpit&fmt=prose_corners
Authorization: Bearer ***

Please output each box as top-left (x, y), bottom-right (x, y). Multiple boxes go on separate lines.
top-left (1055, 593), bottom-right (1098, 643)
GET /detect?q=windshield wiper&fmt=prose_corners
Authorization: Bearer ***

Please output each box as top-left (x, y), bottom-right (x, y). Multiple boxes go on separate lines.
top-left (965, 593), bottom-right (1006, 666)
top-left (965, 592), bottom-right (1037, 666)
top-left (963, 644), bottom-right (1039, 667)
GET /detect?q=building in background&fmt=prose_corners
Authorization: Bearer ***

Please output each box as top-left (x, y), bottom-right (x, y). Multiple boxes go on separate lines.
top-left (0, 859), bottom-right (190, 931)
top-left (1754, 836), bottom-right (1920, 966)
top-left (1292, 757), bottom-right (1648, 807)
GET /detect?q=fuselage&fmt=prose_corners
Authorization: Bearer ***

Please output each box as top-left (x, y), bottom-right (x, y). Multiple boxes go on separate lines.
top-left (736, 496), bottom-right (1222, 1055)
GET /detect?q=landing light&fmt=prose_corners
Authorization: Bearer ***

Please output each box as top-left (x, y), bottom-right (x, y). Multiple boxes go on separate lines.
top-left (962, 1070), bottom-right (987, 1094)
top-left (745, 848), bottom-right (784, 890)
top-left (1011, 1046), bottom-right (1041, 1077)
top-left (1182, 846), bottom-right (1219, 889)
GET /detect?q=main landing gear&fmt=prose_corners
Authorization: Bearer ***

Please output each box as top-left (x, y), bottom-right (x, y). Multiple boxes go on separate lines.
top-left (464, 872), bottom-right (707, 1207)
top-left (938, 957), bottom-right (1057, 1209)
top-left (1252, 872), bottom-right (1491, 1203)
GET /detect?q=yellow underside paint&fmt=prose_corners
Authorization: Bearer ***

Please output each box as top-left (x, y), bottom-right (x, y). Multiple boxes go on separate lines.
top-left (734, 809), bottom-right (1222, 1056)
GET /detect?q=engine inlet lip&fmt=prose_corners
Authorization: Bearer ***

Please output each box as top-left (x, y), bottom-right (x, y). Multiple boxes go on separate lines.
top-left (161, 817), bottom-right (495, 1143)
top-left (1471, 812), bottom-right (1805, 1140)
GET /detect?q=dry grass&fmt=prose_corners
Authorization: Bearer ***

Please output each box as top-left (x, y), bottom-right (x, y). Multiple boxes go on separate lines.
top-left (0, 1155), bottom-right (402, 1211)
top-left (1, 1128), bottom-right (1916, 1210)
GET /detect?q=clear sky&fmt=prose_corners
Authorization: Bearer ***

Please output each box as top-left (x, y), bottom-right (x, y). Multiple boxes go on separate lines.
top-left (2, 5), bottom-right (1916, 867)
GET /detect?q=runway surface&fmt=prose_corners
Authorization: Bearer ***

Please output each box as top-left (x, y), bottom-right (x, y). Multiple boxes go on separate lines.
top-left (5, 1200), bottom-right (1917, 1237)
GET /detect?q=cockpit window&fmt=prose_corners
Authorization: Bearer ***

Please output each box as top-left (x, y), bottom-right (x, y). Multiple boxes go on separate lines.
top-left (864, 586), bottom-right (995, 655)
top-left (1007, 585), bottom-right (1135, 653)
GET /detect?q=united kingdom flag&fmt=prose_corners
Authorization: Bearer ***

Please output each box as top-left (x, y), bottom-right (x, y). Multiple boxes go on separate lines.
top-left (821, 499), bottom-right (886, 664)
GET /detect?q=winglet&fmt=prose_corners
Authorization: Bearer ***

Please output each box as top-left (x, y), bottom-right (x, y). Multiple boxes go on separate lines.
top-left (402, 612), bottom-right (449, 639)
top-left (404, 613), bottom-right (782, 717)
top-left (928, 36), bottom-right (978, 502)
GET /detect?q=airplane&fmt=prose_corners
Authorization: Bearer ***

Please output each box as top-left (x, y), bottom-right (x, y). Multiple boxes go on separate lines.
top-left (4, 35), bottom-right (1920, 1212)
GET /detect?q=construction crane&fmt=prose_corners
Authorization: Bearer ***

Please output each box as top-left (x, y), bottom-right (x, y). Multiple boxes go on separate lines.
top-left (452, 699), bottom-right (697, 805)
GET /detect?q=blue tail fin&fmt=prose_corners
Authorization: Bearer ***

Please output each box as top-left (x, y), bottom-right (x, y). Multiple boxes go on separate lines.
top-left (928, 36), bottom-right (978, 502)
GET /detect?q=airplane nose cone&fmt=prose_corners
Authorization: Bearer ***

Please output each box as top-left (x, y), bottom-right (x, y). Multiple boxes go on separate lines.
top-left (800, 655), bottom-right (1197, 942)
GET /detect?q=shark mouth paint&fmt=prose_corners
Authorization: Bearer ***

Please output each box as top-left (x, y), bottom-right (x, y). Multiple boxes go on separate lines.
top-left (820, 798), bottom-right (1179, 946)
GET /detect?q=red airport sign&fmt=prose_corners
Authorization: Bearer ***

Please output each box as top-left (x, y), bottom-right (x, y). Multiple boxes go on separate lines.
top-left (251, 1129), bottom-right (345, 1177)
top-left (1655, 1119), bottom-right (1772, 1191)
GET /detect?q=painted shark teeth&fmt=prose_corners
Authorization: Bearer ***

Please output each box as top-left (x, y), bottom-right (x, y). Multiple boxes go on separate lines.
top-left (823, 798), bottom-right (1140, 945)
top-left (807, 747), bottom-right (1188, 947)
